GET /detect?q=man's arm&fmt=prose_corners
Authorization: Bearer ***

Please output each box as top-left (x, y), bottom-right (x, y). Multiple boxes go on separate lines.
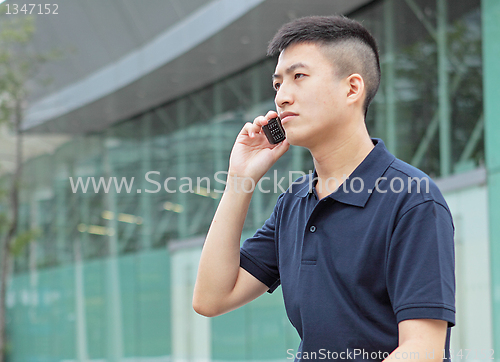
top-left (192, 111), bottom-right (289, 317)
top-left (192, 183), bottom-right (268, 317)
top-left (384, 319), bottom-right (448, 362)
top-left (386, 200), bottom-right (455, 358)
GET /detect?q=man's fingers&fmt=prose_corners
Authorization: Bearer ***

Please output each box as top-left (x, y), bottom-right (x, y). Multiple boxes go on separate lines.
top-left (241, 122), bottom-right (261, 138)
top-left (265, 110), bottom-right (279, 121)
top-left (241, 111), bottom-right (279, 138)
top-left (253, 111), bottom-right (279, 128)
top-left (272, 139), bottom-right (290, 158)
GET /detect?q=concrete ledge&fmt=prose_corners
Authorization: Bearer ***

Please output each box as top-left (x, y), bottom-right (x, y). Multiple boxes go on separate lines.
top-left (168, 236), bottom-right (205, 252)
top-left (435, 166), bottom-right (487, 194)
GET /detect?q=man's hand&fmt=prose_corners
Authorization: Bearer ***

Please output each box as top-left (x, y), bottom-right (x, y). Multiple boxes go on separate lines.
top-left (193, 111), bottom-right (288, 318)
top-left (228, 110), bottom-right (289, 183)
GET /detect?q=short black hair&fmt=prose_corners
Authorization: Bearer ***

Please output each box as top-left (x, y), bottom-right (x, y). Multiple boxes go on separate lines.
top-left (267, 15), bottom-right (381, 115)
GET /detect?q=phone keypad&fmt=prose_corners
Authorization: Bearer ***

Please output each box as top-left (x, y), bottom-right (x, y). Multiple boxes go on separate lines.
top-left (263, 118), bottom-right (286, 144)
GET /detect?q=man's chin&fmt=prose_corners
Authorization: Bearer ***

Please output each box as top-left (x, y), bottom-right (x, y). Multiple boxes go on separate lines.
top-left (284, 134), bottom-right (309, 149)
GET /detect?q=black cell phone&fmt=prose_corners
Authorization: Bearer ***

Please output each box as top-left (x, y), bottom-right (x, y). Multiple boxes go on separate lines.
top-left (262, 117), bottom-right (286, 144)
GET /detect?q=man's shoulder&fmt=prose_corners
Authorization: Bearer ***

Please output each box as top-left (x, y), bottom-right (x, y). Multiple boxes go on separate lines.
top-left (384, 157), bottom-right (451, 214)
top-left (387, 157), bottom-right (429, 180)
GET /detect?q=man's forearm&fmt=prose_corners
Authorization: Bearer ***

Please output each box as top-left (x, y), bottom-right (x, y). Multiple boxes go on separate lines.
top-left (384, 340), bottom-right (445, 362)
top-left (384, 319), bottom-right (447, 362)
top-left (192, 176), bottom-right (254, 314)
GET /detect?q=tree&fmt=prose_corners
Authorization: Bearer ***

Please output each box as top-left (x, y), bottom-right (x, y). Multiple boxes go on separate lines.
top-left (0, 11), bottom-right (60, 362)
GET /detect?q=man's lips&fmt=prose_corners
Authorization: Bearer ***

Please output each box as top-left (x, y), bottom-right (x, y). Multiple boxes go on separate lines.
top-left (279, 112), bottom-right (298, 124)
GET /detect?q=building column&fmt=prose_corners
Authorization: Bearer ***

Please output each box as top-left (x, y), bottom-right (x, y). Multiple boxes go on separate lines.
top-left (383, 0), bottom-right (397, 155)
top-left (251, 67), bottom-right (265, 229)
top-left (74, 144), bottom-right (91, 362)
top-left (177, 100), bottom-right (189, 240)
top-left (437, 0), bottom-right (451, 177)
top-left (140, 113), bottom-right (153, 250)
top-left (103, 137), bottom-right (124, 362)
top-left (482, 0), bottom-right (500, 356)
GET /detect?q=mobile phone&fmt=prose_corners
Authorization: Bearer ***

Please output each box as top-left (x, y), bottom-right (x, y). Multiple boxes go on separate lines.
top-left (262, 117), bottom-right (286, 144)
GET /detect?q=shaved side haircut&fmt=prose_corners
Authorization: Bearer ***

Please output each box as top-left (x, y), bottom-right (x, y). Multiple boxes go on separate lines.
top-left (267, 15), bottom-right (381, 116)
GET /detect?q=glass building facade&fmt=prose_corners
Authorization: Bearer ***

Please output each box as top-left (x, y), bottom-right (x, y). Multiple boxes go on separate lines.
top-left (2, 0), bottom-right (491, 361)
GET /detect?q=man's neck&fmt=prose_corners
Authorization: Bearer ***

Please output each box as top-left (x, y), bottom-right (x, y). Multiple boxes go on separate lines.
top-left (311, 122), bottom-right (374, 199)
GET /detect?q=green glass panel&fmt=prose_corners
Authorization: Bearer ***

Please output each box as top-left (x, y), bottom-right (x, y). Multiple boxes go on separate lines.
top-left (483, 0), bottom-right (500, 354)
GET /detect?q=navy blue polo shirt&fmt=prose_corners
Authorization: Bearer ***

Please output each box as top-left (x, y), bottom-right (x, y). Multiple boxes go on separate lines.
top-left (240, 138), bottom-right (455, 361)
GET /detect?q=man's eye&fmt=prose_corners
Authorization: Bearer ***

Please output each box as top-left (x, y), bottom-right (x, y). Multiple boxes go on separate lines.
top-left (295, 73), bottom-right (305, 79)
top-left (273, 82), bottom-right (281, 91)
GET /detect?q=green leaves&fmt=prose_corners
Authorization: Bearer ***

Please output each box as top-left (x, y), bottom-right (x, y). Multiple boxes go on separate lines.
top-left (9, 228), bottom-right (40, 256)
top-left (0, 10), bottom-right (62, 125)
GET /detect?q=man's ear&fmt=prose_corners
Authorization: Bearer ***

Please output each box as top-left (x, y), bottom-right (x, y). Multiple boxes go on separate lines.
top-left (346, 73), bottom-right (365, 107)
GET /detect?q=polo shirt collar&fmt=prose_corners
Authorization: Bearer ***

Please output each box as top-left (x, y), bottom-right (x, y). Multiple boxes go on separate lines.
top-left (294, 138), bottom-right (395, 207)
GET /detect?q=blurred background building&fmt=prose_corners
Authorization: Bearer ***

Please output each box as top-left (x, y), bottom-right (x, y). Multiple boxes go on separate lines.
top-left (0, 0), bottom-right (497, 361)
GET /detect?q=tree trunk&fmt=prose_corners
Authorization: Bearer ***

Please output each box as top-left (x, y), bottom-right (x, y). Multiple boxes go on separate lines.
top-left (0, 98), bottom-right (23, 362)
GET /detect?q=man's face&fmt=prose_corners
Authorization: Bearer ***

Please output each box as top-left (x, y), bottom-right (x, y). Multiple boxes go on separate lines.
top-left (272, 42), bottom-right (348, 148)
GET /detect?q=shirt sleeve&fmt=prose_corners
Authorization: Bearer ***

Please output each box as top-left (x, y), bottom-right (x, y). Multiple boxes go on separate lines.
top-left (386, 200), bottom-right (456, 327)
top-left (239, 194), bottom-right (283, 293)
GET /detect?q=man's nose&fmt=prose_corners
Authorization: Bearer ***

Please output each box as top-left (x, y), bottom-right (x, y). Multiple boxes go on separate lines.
top-left (275, 84), bottom-right (294, 109)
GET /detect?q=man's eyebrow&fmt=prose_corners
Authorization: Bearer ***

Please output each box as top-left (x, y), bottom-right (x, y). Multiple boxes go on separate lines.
top-left (272, 62), bottom-right (309, 80)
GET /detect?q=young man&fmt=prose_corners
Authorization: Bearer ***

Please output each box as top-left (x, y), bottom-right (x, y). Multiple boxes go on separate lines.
top-left (193, 15), bottom-right (455, 361)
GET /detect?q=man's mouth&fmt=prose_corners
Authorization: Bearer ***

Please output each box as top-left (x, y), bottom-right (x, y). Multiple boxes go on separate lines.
top-left (279, 112), bottom-right (298, 124)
